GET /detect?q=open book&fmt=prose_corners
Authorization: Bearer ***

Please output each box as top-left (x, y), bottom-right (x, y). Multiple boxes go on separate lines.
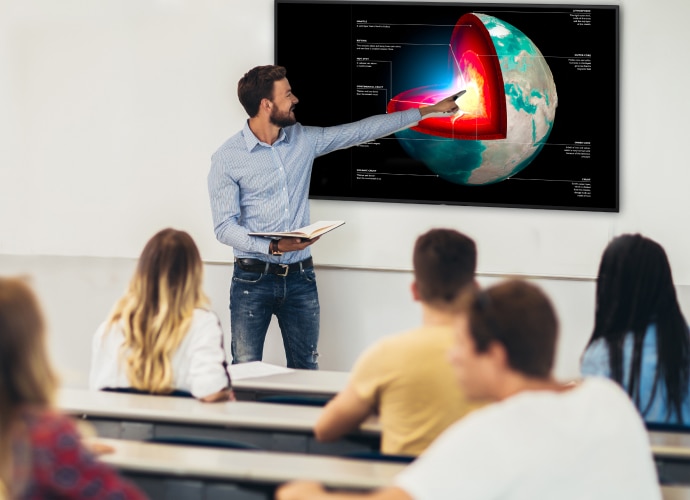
top-left (248, 220), bottom-right (345, 240)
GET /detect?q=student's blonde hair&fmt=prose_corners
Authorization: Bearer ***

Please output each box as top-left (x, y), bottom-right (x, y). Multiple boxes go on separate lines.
top-left (106, 228), bottom-right (208, 394)
top-left (0, 277), bottom-right (59, 494)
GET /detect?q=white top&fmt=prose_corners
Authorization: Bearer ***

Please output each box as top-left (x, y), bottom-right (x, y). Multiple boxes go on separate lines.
top-left (89, 309), bottom-right (230, 399)
top-left (395, 377), bottom-right (661, 500)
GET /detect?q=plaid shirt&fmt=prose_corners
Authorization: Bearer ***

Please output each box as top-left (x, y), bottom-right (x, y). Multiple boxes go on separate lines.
top-left (9, 409), bottom-right (146, 499)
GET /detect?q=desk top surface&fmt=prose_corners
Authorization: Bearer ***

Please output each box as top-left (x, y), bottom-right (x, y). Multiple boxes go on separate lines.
top-left (662, 485), bottom-right (690, 500)
top-left (96, 438), bottom-right (403, 489)
top-left (650, 430), bottom-right (690, 458)
top-left (230, 364), bottom-right (349, 396)
top-left (58, 388), bottom-right (380, 435)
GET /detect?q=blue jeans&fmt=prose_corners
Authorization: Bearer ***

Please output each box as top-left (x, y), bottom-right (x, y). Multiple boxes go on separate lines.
top-left (230, 262), bottom-right (320, 369)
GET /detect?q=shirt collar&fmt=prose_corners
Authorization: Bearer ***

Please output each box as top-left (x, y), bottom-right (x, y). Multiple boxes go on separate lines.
top-left (242, 120), bottom-right (290, 151)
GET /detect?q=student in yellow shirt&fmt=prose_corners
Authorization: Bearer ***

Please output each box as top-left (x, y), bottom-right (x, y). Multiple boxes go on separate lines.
top-left (278, 280), bottom-right (661, 500)
top-left (314, 228), bottom-right (482, 456)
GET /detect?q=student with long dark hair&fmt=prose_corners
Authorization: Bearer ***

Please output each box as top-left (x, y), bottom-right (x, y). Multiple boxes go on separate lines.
top-left (581, 233), bottom-right (690, 425)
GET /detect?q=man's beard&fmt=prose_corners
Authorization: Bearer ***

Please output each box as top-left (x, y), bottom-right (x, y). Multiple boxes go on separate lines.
top-left (270, 106), bottom-right (296, 128)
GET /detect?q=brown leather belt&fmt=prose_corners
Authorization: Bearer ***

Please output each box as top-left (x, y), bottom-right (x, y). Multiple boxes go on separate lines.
top-left (235, 257), bottom-right (313, 277)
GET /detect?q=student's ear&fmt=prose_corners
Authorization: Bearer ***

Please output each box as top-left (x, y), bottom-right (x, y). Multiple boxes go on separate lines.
top-left (487, 341), bottom-right (508, 370)
top-left (411, 281), bottom-right (420, 302)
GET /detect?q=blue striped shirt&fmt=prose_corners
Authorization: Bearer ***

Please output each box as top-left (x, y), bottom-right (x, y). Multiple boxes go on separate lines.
top-left (208, 108), bottom-right (423, 263)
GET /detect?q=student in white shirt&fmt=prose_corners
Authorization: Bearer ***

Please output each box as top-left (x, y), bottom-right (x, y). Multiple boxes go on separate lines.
top-left (276, 280), bottom-right (661, 500)
top-left (90, 228), bottom-right (233, 402)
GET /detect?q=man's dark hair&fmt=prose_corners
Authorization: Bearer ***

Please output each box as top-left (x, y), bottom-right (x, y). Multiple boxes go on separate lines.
top-left (413, 228), bottom-right (476, 310)
top-left (237, 65), bottom-right (287, 117)
top-left (462, 280), bottom-right (558, 379)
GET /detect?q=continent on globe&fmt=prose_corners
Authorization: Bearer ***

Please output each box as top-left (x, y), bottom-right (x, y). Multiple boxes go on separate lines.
top-left (387, 13), bottom-right (558, 186)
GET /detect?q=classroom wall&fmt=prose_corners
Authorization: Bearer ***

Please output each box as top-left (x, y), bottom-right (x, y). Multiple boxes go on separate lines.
top-left (3, 252), bottom-right (690, 386)
top-left (0, 254), bottom-right (602, 385)
top-left (2, 0), bottom-right (690, 385)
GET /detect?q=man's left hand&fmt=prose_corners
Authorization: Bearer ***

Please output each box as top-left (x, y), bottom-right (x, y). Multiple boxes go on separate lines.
top-left (277, 236), bottom-right (320, 253)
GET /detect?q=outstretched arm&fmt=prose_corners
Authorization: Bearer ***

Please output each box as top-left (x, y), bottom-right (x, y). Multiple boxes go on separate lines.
top-left (419, 93), bottom-right (460, 117)
top-left (314, 384), bottom-right (374, 442)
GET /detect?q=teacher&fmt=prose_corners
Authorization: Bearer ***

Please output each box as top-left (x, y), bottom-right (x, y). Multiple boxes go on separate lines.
top-left (208, 65), bottom-right (459, 369)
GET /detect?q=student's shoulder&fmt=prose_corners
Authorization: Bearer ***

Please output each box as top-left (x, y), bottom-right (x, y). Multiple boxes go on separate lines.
top-left (577, 377), bottom-right (644, 417)
top-left (374, 326), bottom-right (452, 356)
top-left (92, 318), bottom-right (124, 347)
top-left (580, 337), bottom-right (611, 373)
top-left (351, 328), bottom-right (436, 379)
top-left (191, 307), bottom-right (220, 323)
top-left (188, 308), bottom-right (223, 336)
top-left (361, 328), bottom-right (424, 356)
top-left (580, 376), bottom-right (628, 396)
top-left (22, 408), bottom-right (79, 443)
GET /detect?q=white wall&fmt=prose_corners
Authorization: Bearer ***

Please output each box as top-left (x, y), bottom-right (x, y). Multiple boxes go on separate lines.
top-left (0, 254), bottom-right (599, 386)
top-left (2, 0), bottom-right (690, 280)
top-left (6, 252), bottom-right (690, 386)
top-left (2, 0), bottom-right (690, 386)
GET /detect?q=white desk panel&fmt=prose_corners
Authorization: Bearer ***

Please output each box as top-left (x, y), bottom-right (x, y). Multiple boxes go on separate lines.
top-left (97, 438), bottom-right (404, 489)
top-left (59, 388), bottom-right (380, 456)
top-left (59, 387), bottom-right (379, 434)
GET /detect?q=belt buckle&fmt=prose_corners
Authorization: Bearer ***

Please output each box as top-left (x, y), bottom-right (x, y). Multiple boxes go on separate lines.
top-left (277, 264), bottom-right (289, 277)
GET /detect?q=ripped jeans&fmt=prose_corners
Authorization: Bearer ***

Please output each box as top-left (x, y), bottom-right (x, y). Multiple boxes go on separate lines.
top-left (229, 262), bottom-right (320, 369)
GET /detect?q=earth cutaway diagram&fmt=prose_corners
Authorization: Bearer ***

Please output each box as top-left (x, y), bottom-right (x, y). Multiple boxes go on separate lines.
top-left (386, 13), bottom-right (558, 186)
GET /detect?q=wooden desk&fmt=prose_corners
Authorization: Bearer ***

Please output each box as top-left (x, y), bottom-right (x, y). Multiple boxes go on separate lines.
top-left (96, 438), bottom-right (405, 500)
top-left (230, 365), bottom-right (349, 401)
top-left (59, 388), bottom-right (380, 456)
top-left (651, 431), bottom-right (690, 459)
top-left (663, 485), bottom-right (690, 500)
top-left (650, 431), bottom-right (690, 485)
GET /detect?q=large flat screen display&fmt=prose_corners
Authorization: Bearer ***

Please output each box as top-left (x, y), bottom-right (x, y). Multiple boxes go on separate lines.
top-left (275, 1), bottom-right (619, 212)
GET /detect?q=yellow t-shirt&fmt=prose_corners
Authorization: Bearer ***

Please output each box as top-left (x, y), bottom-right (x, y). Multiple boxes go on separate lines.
top-left (350, 325), bottom-right (481, 456)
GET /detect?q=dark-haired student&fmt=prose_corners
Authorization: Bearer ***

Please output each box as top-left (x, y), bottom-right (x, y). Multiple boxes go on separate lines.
top-left (314, 228), bottom-right (482, 456)
top-left (208, 64), bottom-right (461, 370)
top-left (0, 277), bottom-right (146, 499)
top-left (90, 228), bottom-right (233, 402)
top-left (581, 233), bottom-right (690, 425)
top-left (277, 280), bottom-right (661, 500)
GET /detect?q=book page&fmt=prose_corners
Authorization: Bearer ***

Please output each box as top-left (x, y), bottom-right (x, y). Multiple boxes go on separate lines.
top-left (296, 220), bottom-right (343, 238)
top-left (228, 361), bottom-right (294, 380)
top-left (248, 220), bottom-right (344, 239)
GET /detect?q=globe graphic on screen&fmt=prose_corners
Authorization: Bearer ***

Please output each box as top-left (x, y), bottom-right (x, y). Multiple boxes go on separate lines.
top-left (387, 13), bottom-right (558, 186)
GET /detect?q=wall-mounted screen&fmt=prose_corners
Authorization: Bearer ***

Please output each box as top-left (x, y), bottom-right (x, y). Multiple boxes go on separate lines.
top-left (275, 1), bottom-right (619, 212)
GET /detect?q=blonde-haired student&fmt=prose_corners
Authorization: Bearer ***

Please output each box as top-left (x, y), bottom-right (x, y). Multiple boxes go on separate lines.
top-left (90, 228), bottom-right (233, 402)
top-left (0, 277), bottom-right (146, 499)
